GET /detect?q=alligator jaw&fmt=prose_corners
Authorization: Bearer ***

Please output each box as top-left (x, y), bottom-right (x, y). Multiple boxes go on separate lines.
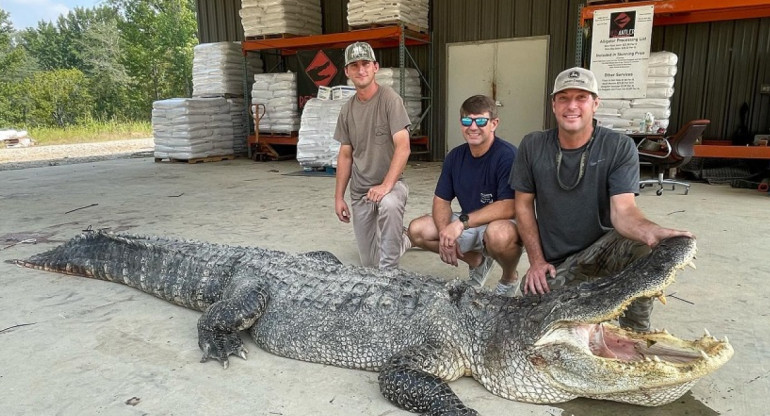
top-left (532, 322), bottom-right (734, 406)
top-left (526, 237), bottom-right (734, 406)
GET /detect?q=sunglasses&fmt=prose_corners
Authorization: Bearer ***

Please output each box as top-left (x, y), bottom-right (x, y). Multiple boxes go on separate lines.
top-left (460, 117), bottom-right (490, 127)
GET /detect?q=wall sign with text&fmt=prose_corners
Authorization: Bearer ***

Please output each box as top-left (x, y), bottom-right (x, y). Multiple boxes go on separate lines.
top-left (590, 5), bottom-right (654, 99)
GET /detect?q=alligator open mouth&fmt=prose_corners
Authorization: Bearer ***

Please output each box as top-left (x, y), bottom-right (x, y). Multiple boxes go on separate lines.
top-left (528, 237), bottom-right (734, 406)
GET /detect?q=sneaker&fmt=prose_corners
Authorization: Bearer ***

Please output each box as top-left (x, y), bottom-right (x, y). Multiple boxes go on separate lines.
top-left (468, 255), bottom-right (495, 287)
top-left (495, 272), bottom-right (520, 297)
top-left (495, 282), bottom-right (518, 297)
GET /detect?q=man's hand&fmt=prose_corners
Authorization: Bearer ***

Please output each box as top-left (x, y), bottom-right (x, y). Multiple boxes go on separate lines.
top-left (438, 221), bottom-right (464, 266)
top-left (335, 199), bottom-right (351, 223)
top-left (366, 183), bottom-right (393, 203)
top-left (523, 261), bottom-right (556, 295)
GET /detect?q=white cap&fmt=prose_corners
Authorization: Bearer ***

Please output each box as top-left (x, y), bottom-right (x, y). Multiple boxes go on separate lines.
top-left (344, 42), bottom-right (376, 66)
top-left (552, 67), bottom-right (599, 96)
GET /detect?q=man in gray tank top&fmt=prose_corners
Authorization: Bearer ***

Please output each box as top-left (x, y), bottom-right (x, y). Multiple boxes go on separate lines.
top-left (334, 42), bottom-right (412, 269)
top-left (509, 67), bottom-right (693, 331)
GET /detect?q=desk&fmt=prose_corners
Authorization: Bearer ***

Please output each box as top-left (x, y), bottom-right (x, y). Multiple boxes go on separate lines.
top-left (694, 142), bottom-right (770, 159)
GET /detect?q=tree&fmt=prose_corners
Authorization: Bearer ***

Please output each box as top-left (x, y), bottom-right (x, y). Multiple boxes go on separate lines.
top-left (22, 69), bottom-right (93, 127)
top-left (112, 0), bottom-right (197, 118)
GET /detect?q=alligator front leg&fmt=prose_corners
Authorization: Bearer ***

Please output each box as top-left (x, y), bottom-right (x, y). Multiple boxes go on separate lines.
top-left (379, 342), bottom-right (477, 416)
top-left (197, 282), bottom-right (269, 369)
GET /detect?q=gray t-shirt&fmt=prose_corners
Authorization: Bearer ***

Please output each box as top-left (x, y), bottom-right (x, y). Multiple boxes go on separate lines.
top-left (509, 126), bottom-right (639, 264)
top-left (334, 85), bottom-right (411, 199)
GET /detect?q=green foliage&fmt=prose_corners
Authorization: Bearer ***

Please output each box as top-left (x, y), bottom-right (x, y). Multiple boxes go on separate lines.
top-left (29, 120), bottom-right (151, 145)
top-left (0, 2), bottom-right (199, 134)
top-left (22, 68), bottom-right (94, 127)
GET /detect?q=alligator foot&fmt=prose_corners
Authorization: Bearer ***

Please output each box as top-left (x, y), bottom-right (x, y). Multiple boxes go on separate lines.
top-left (198, 328), bottom-right (248, 369)
top-left (197, 282), bottom-right (269, 369)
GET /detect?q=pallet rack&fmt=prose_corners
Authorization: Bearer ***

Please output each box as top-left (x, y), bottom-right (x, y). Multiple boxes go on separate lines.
top-left (242, 24), bottom-right (432, 161)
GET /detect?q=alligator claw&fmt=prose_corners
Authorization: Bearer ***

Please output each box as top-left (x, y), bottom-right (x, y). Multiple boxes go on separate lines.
top-left (197, 328), bottom-right (247, 369)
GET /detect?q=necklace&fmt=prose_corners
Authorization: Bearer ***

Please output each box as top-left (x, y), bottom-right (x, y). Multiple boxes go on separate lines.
top-left (555, 134), bottom-right (594, 191)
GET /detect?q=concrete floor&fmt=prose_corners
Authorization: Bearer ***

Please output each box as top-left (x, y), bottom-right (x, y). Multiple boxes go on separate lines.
top-left (0, 157), bottom-right (767, 415)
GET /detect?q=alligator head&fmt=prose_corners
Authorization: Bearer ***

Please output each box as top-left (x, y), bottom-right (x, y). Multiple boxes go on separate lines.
top-left (476, 236), bottom-right (733, 406)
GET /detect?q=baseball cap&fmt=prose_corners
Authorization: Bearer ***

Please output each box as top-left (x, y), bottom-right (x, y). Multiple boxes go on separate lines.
top-left (344, 42), bottom-right (376, 66)
top-left (552, 67), bottom-right (599, 96)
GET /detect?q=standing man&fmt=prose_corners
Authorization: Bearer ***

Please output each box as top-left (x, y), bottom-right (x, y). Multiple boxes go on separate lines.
top-left (408, 95), bottom-right (522, 295)
top-left (334, 41), bottom-right (412, 269)
top-left (510, 67), bottom-right (692, 331)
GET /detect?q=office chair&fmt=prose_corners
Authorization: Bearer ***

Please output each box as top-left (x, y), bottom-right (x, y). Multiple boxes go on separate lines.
top-left (638, 119), bottom-right (710, 195)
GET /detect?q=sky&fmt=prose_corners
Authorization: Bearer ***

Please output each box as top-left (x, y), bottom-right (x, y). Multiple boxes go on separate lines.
top-left (2, 0), bottom-right (104, 30)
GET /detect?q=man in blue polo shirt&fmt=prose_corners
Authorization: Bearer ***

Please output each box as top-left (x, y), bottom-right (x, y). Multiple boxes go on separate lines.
top-left (407, 95), bottom-right (522, 295)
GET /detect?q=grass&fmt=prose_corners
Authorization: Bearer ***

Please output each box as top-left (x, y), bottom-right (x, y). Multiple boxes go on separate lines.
top-left (27, 121), bottom-right (152, 146)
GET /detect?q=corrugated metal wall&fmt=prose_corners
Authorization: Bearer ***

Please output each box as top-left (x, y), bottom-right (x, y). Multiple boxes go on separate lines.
top-left (651, 18), bottom-right (770, 143)
top-left (196, 1), bottom-right (770, 159)
top-left (430, 0), bottom-right (584, 159)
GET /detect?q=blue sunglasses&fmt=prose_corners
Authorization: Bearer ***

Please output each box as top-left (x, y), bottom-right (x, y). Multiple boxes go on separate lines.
top-left (460, 117), bottom-right (490, 127)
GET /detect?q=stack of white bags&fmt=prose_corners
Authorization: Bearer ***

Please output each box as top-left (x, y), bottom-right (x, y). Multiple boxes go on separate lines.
top-left (192, 42), bottom-right (263, 97)
top-left (152, 98), bottom-right (234, 160)
top-left (297, 98), bottom-right (347, 168)
top-left (240, 0), bottom-right (322, 37)
top-left (347, 67), bottom-right (423, 132)
top-left (251, 72), bottom-right (300, 134)
top-left (595, 51), bottom-right (677, 134)
top-left (347, 0), bottom-right (429, 30)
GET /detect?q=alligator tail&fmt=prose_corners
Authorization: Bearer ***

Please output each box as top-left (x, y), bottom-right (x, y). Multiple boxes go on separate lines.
top-left (12, 231), bottom-right (246, 311)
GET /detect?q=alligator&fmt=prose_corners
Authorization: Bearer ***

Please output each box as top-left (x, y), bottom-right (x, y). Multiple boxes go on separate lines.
top-left (12, 232), bottom-right (733, 414)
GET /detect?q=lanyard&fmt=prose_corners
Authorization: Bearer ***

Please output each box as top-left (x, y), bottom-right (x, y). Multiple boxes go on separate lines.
top-left (555, 134), bottom-right (594, 191)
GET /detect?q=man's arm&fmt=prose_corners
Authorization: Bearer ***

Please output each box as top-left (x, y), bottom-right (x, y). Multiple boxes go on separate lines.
top-left (463, 199), bottom-right (515, 229)
top-left (610, 193), bottom-right (694, 246)
top-left (366, 128), bottom-right (410, 202)
top-left (516, 191), bottom-right (556, 294)
top-left (334, 144), bottom-right (353, 223)
top-left (432, 195), bottom-right (463, 266)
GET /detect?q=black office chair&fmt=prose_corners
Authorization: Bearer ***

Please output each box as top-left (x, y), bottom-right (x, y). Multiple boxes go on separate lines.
top-left (638, 119), bottom-right (710, 195)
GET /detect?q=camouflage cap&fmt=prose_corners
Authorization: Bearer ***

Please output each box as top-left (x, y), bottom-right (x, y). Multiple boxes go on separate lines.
top-left (344, 42), bottom-right (376, 66)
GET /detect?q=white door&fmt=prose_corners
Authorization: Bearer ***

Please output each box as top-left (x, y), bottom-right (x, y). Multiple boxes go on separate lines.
top-left (445, 36), bottom-right (549, 153)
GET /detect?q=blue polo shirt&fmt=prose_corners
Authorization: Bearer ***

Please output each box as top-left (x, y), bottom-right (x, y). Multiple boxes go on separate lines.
top-left (435, 137), bottom-right (517, 214)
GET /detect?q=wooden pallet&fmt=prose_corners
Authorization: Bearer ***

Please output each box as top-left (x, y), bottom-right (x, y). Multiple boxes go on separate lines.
top-left (349, 21), bottom-right (428, 34)
top-left (154, 155), bottom-right (236, 164)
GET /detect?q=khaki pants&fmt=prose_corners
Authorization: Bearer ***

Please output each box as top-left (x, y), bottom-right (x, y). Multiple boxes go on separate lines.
top-left (350, 181), bottom-right (409, 269)
top-left (528, 230), bottom-right (653, 331)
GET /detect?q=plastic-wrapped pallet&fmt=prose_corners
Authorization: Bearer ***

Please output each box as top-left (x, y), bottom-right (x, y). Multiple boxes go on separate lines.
top-left (347, 67), bottom-right (422, 132)
top-left (192, 42), bottom-right (264, 97)
top-left (251, 72), bottom-right (300, 134)
top-left (240, 0), bottom-right (322, 37)
top-left (347, 0), bottom-right (429, 30)
top-left (297, 97), bottom-right (347, 168)
top-left (152, 98), bottom-right (234, 160)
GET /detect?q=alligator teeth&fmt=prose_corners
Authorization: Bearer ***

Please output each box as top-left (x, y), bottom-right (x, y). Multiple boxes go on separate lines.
top-left (653, 355), bottom-right (661, 362)
top-left (657, 293), bottom-right (667, 305)
top-left (704, 328), bottom-right (711, 338)
top-left (661, 328), bottom-right (670, 335)
top-left (700, 350), bottom-right (709, 360)
top-left (687, 261), bottom-right (697, 270)
top-left (723, 336), bottom-right (729, 343)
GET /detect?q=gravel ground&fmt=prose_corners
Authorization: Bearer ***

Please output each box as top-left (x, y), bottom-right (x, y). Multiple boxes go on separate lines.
top-left (0, 138), bottom-right (155, 171)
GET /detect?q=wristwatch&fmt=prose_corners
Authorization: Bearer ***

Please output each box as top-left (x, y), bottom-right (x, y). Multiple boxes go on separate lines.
top-left (458, 214), bottom-right (470, 230)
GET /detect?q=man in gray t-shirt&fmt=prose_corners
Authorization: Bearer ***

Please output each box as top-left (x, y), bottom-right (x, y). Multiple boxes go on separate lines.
top-left (333, 41), bottom-right (412, 269)
top-left (509, 67), bottom-right (692, 331)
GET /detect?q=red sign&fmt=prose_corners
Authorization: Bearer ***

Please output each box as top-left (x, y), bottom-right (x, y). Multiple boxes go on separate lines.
top-left (305, 50), bottom-right (338, 87)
